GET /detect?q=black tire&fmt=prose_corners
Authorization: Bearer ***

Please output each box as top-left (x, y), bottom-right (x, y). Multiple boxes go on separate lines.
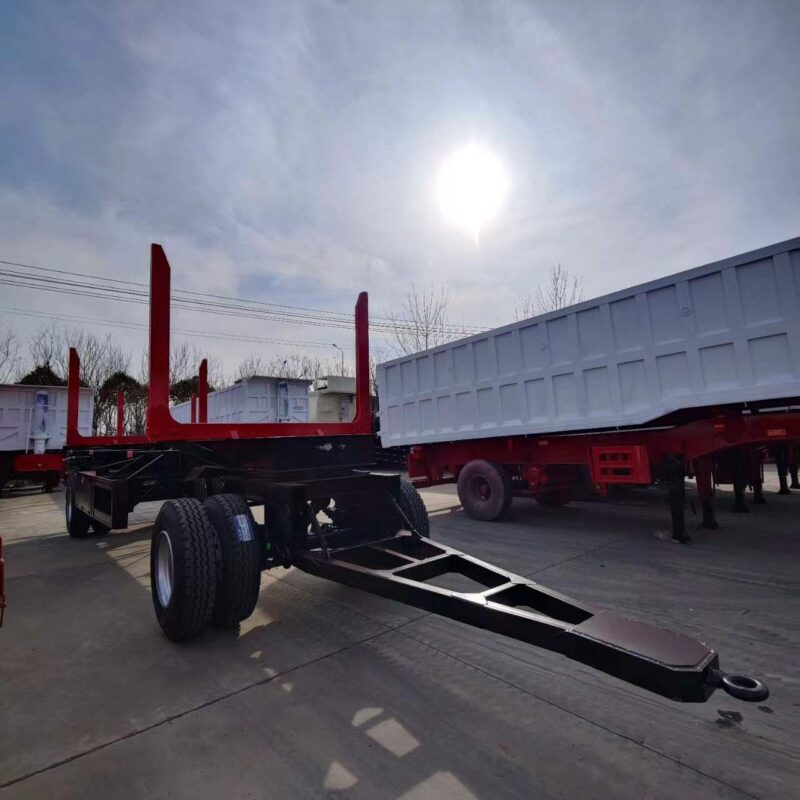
top-left (457, 460), bottom-right (513, 521)
top-left (150, 498), bottom-right (217, 642)
top-left (203, 494), bottom-right (262, 627)
top-left (533, 488), bottom-right (572, 507)
top-left (65, 482), bottom-right (92, 538)
top-left (395, 477), bottom-right (430, 537)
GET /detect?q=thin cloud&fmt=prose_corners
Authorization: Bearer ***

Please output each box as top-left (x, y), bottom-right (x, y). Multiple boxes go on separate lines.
top-left (1, 0), bottom-right (798, 371)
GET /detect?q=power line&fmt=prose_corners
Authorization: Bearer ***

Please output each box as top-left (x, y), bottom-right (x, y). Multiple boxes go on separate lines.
top-left (0, 306), bottom-right (358, 351)
top-left (0, 274), bottom-right (360, 330)
top-left (0, 272), bottom-right (479, 337)
top-left (0, 258), bottom-right (486, 335)
top-left (0, 257), bottom-right (361, 319)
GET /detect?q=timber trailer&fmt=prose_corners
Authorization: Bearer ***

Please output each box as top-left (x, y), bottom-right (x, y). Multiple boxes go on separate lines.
top-left (60, 244), bottom-right (769, 704)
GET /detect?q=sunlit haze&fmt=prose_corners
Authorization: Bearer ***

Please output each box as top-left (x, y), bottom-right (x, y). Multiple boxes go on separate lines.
top-left (435, 142), bottom-right (509, 244)
top-left (1, 2), bottom-right (799, 372)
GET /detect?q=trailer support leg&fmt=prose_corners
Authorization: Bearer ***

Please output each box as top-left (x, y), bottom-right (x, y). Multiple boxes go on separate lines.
top-left (790, 445), bottom-right (800, 489)
top-left (775, 444), bottom-right (791, 495)
top-left (695, 458), bottom-right (718, 529)
top-left (751, 450), bottom-right (766, 505)
top-left (732, 449), bottom-right (749, 512)
top-left (665, 453), bottom-right (689, 543)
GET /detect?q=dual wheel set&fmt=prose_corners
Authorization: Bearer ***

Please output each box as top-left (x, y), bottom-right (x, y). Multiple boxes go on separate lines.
top-left (66, 485), bottom-right (261, 641)
top-left (150, 495), bottom-right (261, 641)
top-left (456, 459), bottom-right (573, 522)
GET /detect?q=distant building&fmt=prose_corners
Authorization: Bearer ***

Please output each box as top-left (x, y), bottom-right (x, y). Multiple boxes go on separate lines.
top-left (309, 375), bottom-right (356, 423)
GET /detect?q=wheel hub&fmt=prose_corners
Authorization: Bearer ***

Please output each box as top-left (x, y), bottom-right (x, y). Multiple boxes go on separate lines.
top-left (469, 475), bottom-right (491, 502)
top-left (155, 530), bottom-right (175, 608)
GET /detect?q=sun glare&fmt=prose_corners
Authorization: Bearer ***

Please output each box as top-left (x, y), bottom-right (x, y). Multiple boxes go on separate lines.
top-left (435, 142), bottom-right (508, 244)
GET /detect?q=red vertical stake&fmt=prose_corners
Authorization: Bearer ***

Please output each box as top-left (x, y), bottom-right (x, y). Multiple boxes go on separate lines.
top-left (67, 348), bottom-right (81, 445)
top-left (198, 359), bottom-right (208, 423)
top-left (147, 244), bottom-right (172, 438)
top-left (116, 389), bottom-right (125, 436)
top-left (352, 291), bottom-right (371, 433)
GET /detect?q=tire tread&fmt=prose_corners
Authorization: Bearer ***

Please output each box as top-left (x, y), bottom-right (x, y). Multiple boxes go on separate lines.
top-left (204, 494), bottom-right (261, 627)
top-left (151, 498), bottom-right (217, 641)
top-left (398, 478), bottom-right (430, 537)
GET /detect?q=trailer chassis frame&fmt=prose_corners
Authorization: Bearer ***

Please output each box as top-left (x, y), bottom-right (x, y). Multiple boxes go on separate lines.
top-left (55, 242), bottom-right (768, 704)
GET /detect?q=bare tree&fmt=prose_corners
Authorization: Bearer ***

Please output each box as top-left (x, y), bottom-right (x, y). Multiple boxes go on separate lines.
top-left (18, 323), bottom-right (132, 431)
top-left (137, 340), bottom-right (224, 387)
top-left (387, 285), bottom-right (466, 356)
top-left (320, 355), bottom-right (353, 379)
top-left (204, 355), bottom-right (226, 389)
top-left (95, 372), bottom-right (147, 436)
top-left (168, 341), bottom-right (197, 386)
top-left (27, 321), bottom-right (61, 373)
top-left (22, 323), bottom-right (131, 388)
top-left (368, 349), bottom-right (388, 396)
top-left (127, 381), bottom-right (148, 435)
top-left (55, 328), bottom-right (130, 391)
top-left (0, 322), bottom-right (20, 383)
top-left (234, 354), bottom-right (269, 381)
top-left (515, 264), bottom-right (585, 319)
top-left (234, 353), bottom-right (353, 382)
top-left (513, 294), bottom-right (535, 321)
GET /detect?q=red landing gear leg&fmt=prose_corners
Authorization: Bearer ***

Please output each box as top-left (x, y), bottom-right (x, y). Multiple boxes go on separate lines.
top-left (695, 457), bottom-right (718, 530)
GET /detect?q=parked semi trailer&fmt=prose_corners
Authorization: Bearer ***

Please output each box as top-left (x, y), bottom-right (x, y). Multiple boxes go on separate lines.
top-left (378, 237), bottom-right (800, 540)
top-left (0, 382), bottom-right (94, 492)
top-left (51, 243), bottom-right (770, 704)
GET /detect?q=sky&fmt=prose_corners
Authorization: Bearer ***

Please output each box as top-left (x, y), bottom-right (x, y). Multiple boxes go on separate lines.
top-left (2, 0), bottom-right (799, 378)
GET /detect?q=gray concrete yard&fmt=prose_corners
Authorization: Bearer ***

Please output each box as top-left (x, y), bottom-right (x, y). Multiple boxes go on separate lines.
top-left (0, 470), bottom-right (798, 799)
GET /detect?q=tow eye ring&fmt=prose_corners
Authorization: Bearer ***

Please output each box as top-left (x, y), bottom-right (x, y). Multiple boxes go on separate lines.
top-left (707, 669), bottom-right (769, 702)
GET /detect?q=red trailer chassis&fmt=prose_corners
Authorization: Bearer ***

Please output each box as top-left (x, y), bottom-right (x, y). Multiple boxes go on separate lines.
top-left (0, 452), bottom-right (64, 493)
top-left (23, 243), bottom-right (768, 702)
top-left (408, 408), bottom-right (800, 541)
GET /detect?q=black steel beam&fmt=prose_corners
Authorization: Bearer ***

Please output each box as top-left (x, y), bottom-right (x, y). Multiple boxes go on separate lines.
top-left (295, 533), bottom-right (767, 703)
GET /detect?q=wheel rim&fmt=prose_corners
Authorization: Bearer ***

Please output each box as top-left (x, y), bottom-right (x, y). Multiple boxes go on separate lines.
top-left (468, 475), bottom-right (491, 503)
top-left (155, 530), bottom-right (175, 608)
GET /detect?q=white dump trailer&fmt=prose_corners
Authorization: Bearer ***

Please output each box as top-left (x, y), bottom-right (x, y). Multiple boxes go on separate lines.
top-left (171, 376), bottom-right (311, 424)
top-left (378, 237), bottom-right (800, 447)
top-left (0, 383), bottom-right (94, 489)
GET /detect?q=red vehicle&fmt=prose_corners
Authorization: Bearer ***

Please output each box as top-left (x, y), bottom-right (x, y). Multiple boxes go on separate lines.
top-left (379, 237), bottom-right (800, 541)
top-left (0, 382), bottom-right (93, 493)
top-left (406, 414), bottom-right (800, 542)
top-left (49, 243), bottom-right (768, 703)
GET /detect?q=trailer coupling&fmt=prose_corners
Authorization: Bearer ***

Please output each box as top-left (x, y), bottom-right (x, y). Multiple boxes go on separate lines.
top-left (295, 533), bottom-right (768, 703)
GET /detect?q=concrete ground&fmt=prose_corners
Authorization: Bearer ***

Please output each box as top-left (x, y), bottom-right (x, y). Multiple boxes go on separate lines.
top-left (0, 469), bottom-right (798, 799)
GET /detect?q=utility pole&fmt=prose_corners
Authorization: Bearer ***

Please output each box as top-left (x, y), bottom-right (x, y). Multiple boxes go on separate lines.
top-left (331, 344), bottom-right (344, 376)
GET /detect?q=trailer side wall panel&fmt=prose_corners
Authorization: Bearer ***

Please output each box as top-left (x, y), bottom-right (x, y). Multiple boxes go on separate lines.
top-left (378, 238), bottom-right (800, 446)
